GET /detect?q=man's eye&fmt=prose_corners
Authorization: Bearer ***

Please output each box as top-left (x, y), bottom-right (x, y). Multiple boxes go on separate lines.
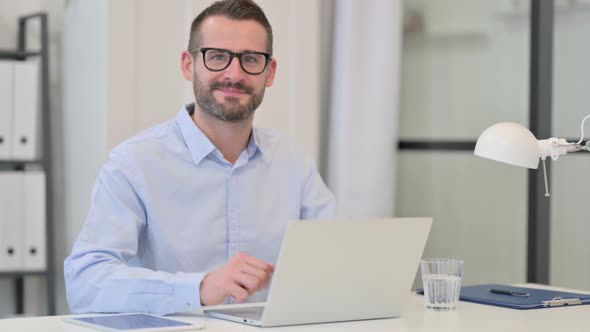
top-left (207, 52), bottom-right (228, 61)
top-left (243, 55), bottom-right (260, 64)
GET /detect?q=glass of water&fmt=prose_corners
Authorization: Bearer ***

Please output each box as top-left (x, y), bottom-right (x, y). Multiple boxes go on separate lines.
top-left (420, 258), bottom-right (464, 311)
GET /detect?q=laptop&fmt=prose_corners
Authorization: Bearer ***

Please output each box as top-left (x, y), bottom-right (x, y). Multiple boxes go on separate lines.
top-left (203, 218), bottom-right (432, 327)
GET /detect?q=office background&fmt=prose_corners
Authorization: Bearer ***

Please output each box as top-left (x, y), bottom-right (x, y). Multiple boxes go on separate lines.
top-left (0, 0), bottom-right (589, 318)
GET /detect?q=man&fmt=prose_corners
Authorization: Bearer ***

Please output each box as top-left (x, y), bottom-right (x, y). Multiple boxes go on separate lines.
top-left (64, 0), bottom-right (335, 315)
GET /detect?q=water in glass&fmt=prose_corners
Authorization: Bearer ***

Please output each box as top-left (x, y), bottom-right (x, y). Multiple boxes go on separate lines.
top-left (422, 274), bottom-right (462, 311)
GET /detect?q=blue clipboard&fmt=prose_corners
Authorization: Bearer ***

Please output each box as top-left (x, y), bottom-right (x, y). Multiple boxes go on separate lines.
top-left (459, 284), bottom-right (590, 309)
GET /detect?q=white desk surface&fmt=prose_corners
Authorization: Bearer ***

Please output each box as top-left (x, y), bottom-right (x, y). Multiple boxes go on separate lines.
top-left (2, 284), bottom-right (589, 331)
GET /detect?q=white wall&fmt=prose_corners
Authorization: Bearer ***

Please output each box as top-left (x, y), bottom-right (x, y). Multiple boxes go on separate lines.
top-left (105, 0), bottom-right (188, 150)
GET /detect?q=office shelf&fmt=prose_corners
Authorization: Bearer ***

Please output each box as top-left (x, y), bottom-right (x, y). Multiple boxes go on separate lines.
top-left (0, 50), bottom-right (41, 60)
top-left (0, 160), bottom-right (43, 166)
top-left (0, 12), bottom-right (55, 316)
top-left (0, 271), bottom-right (49, 278)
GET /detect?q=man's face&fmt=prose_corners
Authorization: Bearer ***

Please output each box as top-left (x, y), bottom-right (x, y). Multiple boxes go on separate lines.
top-left (188, 16), bottom-right (276, 122)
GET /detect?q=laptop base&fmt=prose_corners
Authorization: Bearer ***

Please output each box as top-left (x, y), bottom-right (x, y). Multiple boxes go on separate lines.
top-left (204, 306), bottom-right (264, 327)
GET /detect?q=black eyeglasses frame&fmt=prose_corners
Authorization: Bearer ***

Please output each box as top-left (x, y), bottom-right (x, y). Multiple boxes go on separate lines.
top-left (190, 47), bottom-right (272, 75)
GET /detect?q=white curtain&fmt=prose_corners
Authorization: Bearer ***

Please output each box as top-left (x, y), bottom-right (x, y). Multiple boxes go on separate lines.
top-left (326, 0), bottom-right (402, 218)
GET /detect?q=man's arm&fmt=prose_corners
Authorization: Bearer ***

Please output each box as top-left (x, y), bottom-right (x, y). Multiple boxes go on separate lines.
top-left (64, 155), bottom-right (204, 315)
top-left (64, 153), bottom-right (275, 314)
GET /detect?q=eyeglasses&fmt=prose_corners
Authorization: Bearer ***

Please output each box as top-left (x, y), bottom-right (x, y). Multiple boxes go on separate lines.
top-left (190, 47), bottom-right (272, 75)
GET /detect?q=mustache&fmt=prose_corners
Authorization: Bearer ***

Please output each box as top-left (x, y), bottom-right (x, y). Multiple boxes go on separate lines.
top-left (210, 81), bottom-right (254, 94)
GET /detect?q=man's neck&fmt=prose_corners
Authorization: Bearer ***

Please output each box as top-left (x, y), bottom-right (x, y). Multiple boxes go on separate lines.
top-left (191, 106), bottom-right (253, 165)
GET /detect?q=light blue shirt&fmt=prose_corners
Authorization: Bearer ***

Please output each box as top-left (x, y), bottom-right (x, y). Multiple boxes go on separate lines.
top-left (64, 104), bottom-right (335, 315)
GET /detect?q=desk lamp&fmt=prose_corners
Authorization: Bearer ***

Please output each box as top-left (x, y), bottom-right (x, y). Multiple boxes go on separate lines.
top-left (474, 116), bottom-right (590, 197)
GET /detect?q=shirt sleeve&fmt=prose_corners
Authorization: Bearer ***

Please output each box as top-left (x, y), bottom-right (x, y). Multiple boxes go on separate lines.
top-left (299, 157), bottom-right (336, 220)
top-left (64, 152), bottom-right (205, 315)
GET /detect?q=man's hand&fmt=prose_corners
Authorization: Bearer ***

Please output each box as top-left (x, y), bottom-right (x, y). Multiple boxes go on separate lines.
top-left (200, 252), bottom-right (275, 306)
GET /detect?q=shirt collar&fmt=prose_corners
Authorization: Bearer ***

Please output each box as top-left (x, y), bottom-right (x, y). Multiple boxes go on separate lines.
top-left (176, 104), bottom-right (216, 165)
top-left (176, 104), bottom-right (266, 165)
top-left (249, 128), bottom-right (272, 164)
top-left (247, 128), bottom-right (262, 159)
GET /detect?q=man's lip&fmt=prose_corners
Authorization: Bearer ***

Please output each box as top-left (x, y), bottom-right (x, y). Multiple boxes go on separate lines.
top-left (216, 88), bottom-right (248, 96)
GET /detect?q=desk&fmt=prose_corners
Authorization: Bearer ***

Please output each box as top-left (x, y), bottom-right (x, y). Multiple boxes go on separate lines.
top-left (1, 284), bottom-right (589, 331)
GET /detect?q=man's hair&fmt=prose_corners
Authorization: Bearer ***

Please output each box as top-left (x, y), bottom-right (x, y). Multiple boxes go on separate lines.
top-left (188, 0), bottom-right (273, 55)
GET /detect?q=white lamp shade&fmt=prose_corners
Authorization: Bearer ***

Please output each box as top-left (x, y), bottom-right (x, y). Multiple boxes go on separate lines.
top-left (474, 122), bottom-right (541, 169)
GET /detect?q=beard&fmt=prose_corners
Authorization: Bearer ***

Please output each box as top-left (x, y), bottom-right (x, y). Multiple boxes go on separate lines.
top-left (193, 76), bottom-right (265, 122)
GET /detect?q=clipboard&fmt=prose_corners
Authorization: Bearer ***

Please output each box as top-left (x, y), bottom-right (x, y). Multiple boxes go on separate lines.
top-left (459, 284), bottom-right (590, 310)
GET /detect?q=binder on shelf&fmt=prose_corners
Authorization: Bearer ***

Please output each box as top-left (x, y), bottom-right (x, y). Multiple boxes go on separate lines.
top-left (22, 171), bottom-right (46, 271)
top-left (12, 59), bottom-right (41, 160)
top-left (0, 172), bottom-right (24, 272)
top-left (0, 61), bottom-right (14, 160)
top-left (459, 284), bottom-right (590, 309)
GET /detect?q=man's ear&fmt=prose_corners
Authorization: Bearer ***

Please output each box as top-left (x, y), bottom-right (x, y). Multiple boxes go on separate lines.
top-left (265, 58), bottom-right (277, 87)
top-left (181, 51), bottom-right (195, 81)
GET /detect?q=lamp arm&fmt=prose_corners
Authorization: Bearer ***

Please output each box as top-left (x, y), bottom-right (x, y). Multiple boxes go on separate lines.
top-left (540, 114), bottom-right (590, 157)
top-left (538, 138), bottom-right (569, 160)
top-left (536, 136), bottom-right (587, 198)
top-left (538, 138), bottom-right (586, 161)
top-left (554, 141), bottom-right (585, 154)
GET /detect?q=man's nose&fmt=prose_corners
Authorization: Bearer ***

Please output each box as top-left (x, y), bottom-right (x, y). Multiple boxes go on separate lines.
top-left (223, 56), bottom-right (246, 79)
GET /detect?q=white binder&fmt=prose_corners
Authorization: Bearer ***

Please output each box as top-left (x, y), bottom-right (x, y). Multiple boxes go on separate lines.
top-left (0, 172), bottom-right (24, 271)
top-left (0, 61), bottom-right (14, 160)
top-left (12, 59), bottom-right (41, 160)
top-left (22, 171), bottom-right (46, 271)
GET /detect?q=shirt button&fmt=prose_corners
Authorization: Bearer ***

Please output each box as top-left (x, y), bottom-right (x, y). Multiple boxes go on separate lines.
top-left (81, 234), bottom-right (89, 241)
